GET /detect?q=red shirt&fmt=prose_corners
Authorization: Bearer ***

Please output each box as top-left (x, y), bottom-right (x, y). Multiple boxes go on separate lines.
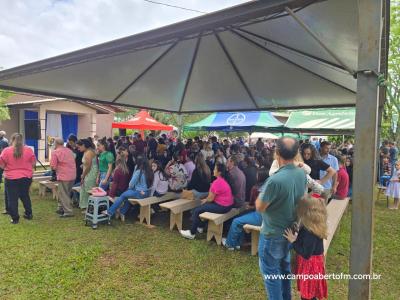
top-left (335, 166), bottom-right (349, 199)
top-left (0, 146), bottom-right (35, 180)
top-left (50, 146), bottom-right (76, 181)
top-left (109, 168), bottom-right (130, 198)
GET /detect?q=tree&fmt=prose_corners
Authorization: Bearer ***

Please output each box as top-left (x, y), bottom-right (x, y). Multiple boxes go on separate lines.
top-left (381, 1), bottom-right (400, 142)
top-left (0, 89), bottom-right (11, 121)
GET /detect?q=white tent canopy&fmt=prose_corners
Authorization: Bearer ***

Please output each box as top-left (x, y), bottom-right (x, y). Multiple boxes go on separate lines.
top-left (0, 0), bottom-right (357, 113)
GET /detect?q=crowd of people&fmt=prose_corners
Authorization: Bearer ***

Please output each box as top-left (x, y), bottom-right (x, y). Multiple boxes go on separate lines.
top-left (0, 130), bottom-right (358, 300)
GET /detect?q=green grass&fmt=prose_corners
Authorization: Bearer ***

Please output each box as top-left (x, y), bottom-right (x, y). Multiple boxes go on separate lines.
top-left (0, 184), bottom-right (398, 299)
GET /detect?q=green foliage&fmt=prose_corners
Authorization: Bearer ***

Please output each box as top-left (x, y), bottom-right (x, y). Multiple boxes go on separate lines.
top-left (0, 89), bottom-right (11, 121)
top-left (381, 1), bottom-right (400, 142)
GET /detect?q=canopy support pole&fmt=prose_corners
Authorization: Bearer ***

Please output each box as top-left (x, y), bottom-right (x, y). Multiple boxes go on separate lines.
top-left (349, 1), bottom-right (382, 299)
top-left (284, 7), bottom-right (355, 76)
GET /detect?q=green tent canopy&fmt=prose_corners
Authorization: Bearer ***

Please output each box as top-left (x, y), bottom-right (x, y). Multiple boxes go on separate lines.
top-left (183, 111), bottom-right (283, 132)
top-left (284, 108), bottom-right (355, 134)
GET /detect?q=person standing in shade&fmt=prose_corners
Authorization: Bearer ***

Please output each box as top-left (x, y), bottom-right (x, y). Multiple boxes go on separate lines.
top-left (50, 137), bottom-right (77, 217)
top-left (0, 133), bottom-right (36, 224)
top-left (256, 137), bottom-right (307, 299)
top-left (0, 131), bottom-right (9, 214)
top-left (96, 139), bottom-right (114, 191)
top-left (77, 139), bottom-right (98, 212)
top-left (319, 141), bottom-right (339, 200)
top-left (67, 134), bottom-right (83, 185)
top-left (389, 141), bottom-right (398, 172)
top-left (0, 130), bottom-right (8, 185)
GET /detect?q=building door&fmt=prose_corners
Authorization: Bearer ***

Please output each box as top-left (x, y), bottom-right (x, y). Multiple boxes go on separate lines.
top-left (24, 110), bottom-right (39, 158)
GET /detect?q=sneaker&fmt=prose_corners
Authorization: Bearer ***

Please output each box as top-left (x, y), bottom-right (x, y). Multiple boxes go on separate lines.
top-left (197, 227), bottom-right (204, 234)
top-left (222, 238), bottom-right (240, 251)
top-left (59, 214), bottom-right (74, 218)
top-left (10, 219), bottom-right (19, 224)
top-left (2, 210), bottom-right (9, 215)
top-left (23, 214), bottom-right (33, 220)
top-left (180, 230), bottom-right (195, 240)
top-left (55, 209), bottom-right (64, 215)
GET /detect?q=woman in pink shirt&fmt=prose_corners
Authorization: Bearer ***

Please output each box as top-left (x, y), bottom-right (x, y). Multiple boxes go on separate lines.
top-left (0, 133), bottom-right (36, 224)
top-left (180, 163), bottom-right (234, 240)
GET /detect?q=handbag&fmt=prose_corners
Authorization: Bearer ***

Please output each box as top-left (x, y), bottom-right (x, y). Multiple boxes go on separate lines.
top-left (181, 189), bottom-right (194, 200)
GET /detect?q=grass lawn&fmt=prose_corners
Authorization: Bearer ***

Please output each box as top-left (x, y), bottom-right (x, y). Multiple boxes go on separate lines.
top-left (0, 183), bottom-right (398, 299)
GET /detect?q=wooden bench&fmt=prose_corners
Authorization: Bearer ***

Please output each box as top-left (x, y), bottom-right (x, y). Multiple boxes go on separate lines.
top-left (38, 180), bottom-right (59, 200)
top-left (33, 171), bottom-right (47, 177)
top-left (72, 186), bottom-right (81, 193)
top-left (243, 224), bottom-right (261, 256)
top-left (128, 192), bottom-right (179, 225)
top-left (32, 176), bottom-right (52, 182)
top-left (376, 185), bottom-right (389, 208)
top-left (200, 207), bottom-right (246, 245)
top-left (159, 198), bottom-right (203, 231)
top-left (243, 198), bottom-right (350, 256)
top-left (324, 198), bottom-right (349, 255)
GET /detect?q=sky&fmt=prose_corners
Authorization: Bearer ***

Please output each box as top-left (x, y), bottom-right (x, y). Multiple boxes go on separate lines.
top-left (0, 0), bottom-right (248, 70)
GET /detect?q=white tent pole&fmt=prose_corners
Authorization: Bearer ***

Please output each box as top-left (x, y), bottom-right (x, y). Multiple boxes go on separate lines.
top-left (348, 0), bottom-right (383, 299)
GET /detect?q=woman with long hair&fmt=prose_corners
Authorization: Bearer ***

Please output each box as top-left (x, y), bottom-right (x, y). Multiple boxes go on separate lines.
top-left (201, 141), bottom-right (214, 171)
top-left (180, 163), bottom-right (234, 240)
top-left (186, 153), bottom-right (211, 200)
top-left (151, 160), bottom-right (169, 197)
top-left (77, 139), bottom-right (98, 212)
top-left (96, 139), bottom-right (114, 191)
top-left (0, 133), bottom-right (36, 224)
top-left (300, 144), bottom-right (335, 184)
top-left (103, 156), bottom-right (154, 221)
top-left (108, 154), bottom-right (130, 200)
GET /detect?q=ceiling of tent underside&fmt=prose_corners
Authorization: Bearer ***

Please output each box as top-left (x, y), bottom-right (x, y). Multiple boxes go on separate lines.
top-left (0, 0), bottom-right (358, 113)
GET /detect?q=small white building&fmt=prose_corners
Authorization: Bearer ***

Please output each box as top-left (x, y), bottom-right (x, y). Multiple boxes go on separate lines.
top-left (0, 93), bottom-right (127, 162)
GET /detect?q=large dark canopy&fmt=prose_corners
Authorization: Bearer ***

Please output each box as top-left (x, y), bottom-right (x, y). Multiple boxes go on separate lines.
top-left (0, 0), bottom-right (357, 113)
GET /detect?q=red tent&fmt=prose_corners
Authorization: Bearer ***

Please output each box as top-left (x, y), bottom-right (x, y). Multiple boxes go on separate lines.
top-left (112, 110), bottom-right (173, 131)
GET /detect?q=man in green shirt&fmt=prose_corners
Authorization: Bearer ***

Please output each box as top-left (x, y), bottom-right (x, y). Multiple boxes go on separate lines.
top-left (256, 137), bottom-right (306, 300)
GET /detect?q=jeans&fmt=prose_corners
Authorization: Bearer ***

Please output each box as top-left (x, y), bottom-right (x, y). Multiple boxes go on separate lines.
top-left (380, 175), bottom-right (391, 187)
top-left (225, 211), bottom-right (262, 248)
top-left (4, 183), bottom-right (8, 212)
top-left (5, 177), bottom-right (33, 221)
top-left (99, 172), bottom-right (111, 191)
top-left (108, 189), bottom-right (150, 216)
top-left (258, 235), bottom-right (291, 300)
top-left (190, 202), bottom-right (232, 235)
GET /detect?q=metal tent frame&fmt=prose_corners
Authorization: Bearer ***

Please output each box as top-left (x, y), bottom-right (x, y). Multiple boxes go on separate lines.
top-left (0, 1), bottom-right (389, 299)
